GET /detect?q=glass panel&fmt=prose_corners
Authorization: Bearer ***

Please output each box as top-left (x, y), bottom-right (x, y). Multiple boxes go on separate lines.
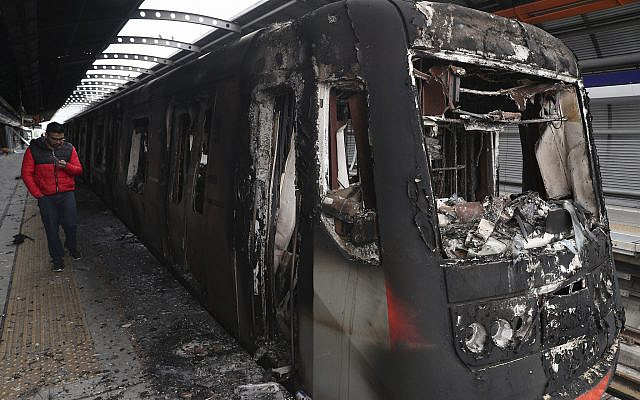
top-left (118, 19), bottom-right (212, 43)
top-left (103, 43), bottom-right (179, 59)
top-left (86, 69), bottom-right (142, 78)
top-left (93, 59), bottom-right (157, 69)
top-left (81, 78), bottom-right (131, 84)
top-left (138, 0), bottom-right (267, 20)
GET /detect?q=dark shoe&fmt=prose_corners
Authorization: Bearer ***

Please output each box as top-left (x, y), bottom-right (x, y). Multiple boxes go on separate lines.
top-left (69, 249), bottom-right (81, 260)
top-left (52, 263), bottom-right (64, 272)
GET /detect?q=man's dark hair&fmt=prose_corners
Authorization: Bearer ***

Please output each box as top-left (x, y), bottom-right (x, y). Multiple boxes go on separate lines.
top-left (46, 122), bottom-right (65, 134)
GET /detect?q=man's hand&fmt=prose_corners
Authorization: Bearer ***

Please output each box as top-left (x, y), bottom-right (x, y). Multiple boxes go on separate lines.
top-left (55, 159), bottom-right (67, 168)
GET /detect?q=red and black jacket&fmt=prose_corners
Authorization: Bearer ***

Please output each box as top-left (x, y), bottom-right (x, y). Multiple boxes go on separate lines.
top-left (21, 137), bottom-right (83, 198)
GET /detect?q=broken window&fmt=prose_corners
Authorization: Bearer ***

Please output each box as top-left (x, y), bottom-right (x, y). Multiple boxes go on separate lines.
top-left (126, 117), bottom-right (149, 193)
top-left (320, 87), bottom-right (379, 264)
top-left (171, 112), bottom-right (193, 204)
top-left (412, 59), bottom-right (599, 260)
top-left (193, 103), bottom-right (214, 214)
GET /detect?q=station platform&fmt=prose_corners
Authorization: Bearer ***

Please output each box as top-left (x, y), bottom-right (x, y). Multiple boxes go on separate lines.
top-left (0, 153), bottom-right (277, 400)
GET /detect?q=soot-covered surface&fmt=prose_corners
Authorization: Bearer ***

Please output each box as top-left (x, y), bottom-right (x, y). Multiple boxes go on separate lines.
top-left (53, 185), bottom-right (276, 399)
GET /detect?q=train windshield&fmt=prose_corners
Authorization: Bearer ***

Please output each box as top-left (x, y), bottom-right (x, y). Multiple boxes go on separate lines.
top-left (412, 58), bottom-right (600, 260)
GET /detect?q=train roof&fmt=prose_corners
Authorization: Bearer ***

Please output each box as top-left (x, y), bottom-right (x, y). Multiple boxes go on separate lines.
top-left (409, 2), bottom-right (579, 80)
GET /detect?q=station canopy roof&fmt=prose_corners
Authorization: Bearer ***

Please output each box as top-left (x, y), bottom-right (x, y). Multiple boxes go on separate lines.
top-left (0, 0), bottom-right (334, 121)
top-left (0, 0), bottom-right (638, 122)
top-left (53, 0), bottom-right (272, 122)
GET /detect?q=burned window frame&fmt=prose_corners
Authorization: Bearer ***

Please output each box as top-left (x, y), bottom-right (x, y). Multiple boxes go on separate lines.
top-left (126, 117), bottom-right (149, 194)
top-left (170, 110), bottom-right (195, 204)
top-left (317, 82), bottom-right (379, 265)
top-left (192, 92), bottom-right (217, 215)
top-left (409, 53), bottom-right (603, 261)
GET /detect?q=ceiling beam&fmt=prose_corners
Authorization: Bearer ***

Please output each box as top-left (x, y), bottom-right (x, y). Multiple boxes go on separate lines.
top-left (494, 0), bottom-right (638, 24)
top-left (579, 51), bottom-right (640, 72)
top-left (52, 0), bottom-right (145, 114)
top-left (114, 36), bottom-right (201, 52)
top-left (132, 9), bottom-right (241, 33)
top-left (546, 11), bottom-right (640, 37)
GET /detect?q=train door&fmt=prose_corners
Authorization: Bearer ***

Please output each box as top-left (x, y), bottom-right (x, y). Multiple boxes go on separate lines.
top-left (166, 103), bottom-right (198, 272)
top-left (184, 79), bottom-right (245, 336)
top-left (182, 96), bottom-right (213, 296)
top-left (249, 89), bottom-right (298, 345)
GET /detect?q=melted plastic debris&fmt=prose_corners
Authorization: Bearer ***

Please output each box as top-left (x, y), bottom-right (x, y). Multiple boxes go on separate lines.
top-left (438, 191), bottom-right (588, 259)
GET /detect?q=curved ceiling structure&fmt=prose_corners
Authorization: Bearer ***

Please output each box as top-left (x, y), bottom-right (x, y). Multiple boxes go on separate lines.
top-left (51, 0), bottom-right (268, 122)
top-left (0, 0), bottom-right (637, 123)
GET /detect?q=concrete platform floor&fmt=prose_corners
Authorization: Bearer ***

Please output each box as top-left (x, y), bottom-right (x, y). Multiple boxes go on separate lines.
top-left (0, 153), bottom-right (283, 400)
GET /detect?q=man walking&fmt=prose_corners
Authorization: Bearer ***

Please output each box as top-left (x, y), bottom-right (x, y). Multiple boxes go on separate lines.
top-left (21, 122), bottom-right (83, 271)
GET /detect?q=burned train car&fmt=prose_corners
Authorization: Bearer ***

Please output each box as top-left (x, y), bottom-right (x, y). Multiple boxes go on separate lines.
top-left (65, 0), bottom-right (623, 399)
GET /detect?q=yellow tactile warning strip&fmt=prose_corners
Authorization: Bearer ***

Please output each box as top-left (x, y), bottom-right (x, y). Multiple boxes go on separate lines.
top-left (0, 197), bottom-right (100, 398)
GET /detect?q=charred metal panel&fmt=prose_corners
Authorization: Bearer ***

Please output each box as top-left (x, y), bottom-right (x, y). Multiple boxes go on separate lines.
top-left (451, 294), bottom-right (540, 366)
top-left (304, 2), bottom-right (359, 76)
top-left (198, 79), bottom-right (245, 336)
top-left (445, 228), bottom-right (611, 302)
top-left (345, 0), bottom-right (463, 398)
top-left (312, 226), bottom-right (391, 400)
top-left (411, 2), bottom-right (578, 79)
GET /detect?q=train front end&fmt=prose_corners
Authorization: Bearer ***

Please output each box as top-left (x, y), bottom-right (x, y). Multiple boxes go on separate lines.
top-left (310, 1), bottom-right (624, 399)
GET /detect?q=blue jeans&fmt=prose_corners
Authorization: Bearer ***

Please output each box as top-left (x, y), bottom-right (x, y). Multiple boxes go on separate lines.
top-left (38, 191), bottom-right (77, 265)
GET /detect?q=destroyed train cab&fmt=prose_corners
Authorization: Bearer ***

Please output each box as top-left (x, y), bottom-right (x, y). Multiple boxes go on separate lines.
top-left (64, 1), bottom-right (623, 399)
top-left (310, 1), bottom-right (623, 399)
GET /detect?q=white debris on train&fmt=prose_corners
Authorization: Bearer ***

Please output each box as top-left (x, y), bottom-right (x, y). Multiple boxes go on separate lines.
top-left (438, 191), bottom-right (589, 259)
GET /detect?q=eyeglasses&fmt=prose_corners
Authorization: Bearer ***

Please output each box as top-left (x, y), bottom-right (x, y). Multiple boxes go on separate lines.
top-left (47, 136), bottom-right (65, 142)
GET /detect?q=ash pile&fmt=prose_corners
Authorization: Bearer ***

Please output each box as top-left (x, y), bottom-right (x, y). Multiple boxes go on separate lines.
top-left (438, 191), bottom-right (592, 259)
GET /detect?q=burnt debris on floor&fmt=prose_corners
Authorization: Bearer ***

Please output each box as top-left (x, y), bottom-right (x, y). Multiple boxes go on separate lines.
top-left (72, 185), bottom-right (279, 400)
